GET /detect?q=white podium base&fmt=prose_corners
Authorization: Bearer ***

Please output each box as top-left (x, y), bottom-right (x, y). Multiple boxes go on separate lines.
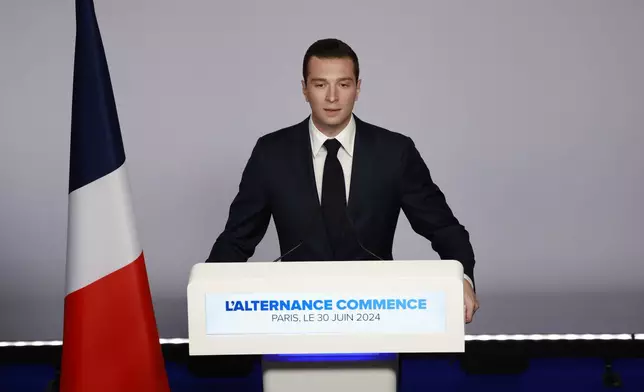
top-left (261, 354), bottom-right (398, 392)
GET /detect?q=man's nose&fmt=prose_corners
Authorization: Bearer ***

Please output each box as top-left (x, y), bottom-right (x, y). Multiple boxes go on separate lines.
top-left (325, 87), bottom-right (338, 102)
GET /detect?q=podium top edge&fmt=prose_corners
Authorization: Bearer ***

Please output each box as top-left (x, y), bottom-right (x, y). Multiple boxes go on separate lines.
top-left (188, 260), bottom-right (463, 283)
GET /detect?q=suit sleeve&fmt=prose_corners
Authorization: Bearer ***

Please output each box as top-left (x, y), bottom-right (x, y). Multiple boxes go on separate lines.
top-left (398, 137), bottom-right (476, 286)
top-left (206, 138), bottom-right (272, 262)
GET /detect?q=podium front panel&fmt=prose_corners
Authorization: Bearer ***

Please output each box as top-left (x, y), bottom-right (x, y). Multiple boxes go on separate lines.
top-left (187, 260), bottom-right (464, 355)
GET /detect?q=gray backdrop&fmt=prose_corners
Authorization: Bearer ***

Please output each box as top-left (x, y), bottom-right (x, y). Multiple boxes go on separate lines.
top-left (1, 0), bottom-right (643, 341)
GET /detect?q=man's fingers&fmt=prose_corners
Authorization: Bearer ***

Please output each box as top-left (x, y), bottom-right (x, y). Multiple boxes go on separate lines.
top-left (463, 281), bottom-right (479, 324)
top-left (464, 295), bottom-right (479, 324)
top-left (465, 300), bottom-right (473, 323)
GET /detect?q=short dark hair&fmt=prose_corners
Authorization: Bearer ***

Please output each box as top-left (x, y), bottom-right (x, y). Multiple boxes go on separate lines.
top-left (302, 38), bottom-right (359, 84)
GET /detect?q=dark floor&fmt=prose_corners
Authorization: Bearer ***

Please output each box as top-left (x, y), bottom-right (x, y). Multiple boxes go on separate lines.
top-left (1, 341), bottom-right (643, 391)
top-left (1, 357), bottom-right (643, 391)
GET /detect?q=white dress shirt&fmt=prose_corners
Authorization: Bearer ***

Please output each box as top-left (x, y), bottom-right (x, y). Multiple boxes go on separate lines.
top-left (309, 115), bottom-right (356, 203)
top-left (308, 114), bottom-right (473, 288)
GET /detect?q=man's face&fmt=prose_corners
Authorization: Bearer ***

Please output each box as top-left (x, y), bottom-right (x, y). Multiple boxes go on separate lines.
top-left (302, 56), bottom-right (360, 135)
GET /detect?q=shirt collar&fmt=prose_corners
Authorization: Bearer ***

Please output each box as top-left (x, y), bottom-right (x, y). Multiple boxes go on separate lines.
top-left (309, 114), bottom-right (356, 157)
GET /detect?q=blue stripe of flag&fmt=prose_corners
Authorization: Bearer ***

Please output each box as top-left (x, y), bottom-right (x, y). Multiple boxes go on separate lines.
top-left (69, 0), bottom-right (126, 194)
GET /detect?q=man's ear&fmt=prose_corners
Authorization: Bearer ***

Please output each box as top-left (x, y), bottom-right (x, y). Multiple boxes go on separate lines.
top-left (301, 79), bottom-right (308, 102)
top-left (355, 79), bottom-right (361, 101)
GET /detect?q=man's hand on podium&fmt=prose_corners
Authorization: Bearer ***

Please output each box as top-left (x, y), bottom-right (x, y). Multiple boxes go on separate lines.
top-left (464, 280), bottom-right (479, 324)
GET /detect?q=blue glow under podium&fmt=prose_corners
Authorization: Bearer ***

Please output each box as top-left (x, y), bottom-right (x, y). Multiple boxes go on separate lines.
top-left (187, 260), bottom-right (465, 392)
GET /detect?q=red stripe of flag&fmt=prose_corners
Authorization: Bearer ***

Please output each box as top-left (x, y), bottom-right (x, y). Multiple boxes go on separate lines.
top-left (62, 254), bottom-right (169, 391)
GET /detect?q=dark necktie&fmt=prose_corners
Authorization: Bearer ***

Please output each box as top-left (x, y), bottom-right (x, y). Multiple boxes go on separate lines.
top-left (321, 139), bottom-right (351, 260)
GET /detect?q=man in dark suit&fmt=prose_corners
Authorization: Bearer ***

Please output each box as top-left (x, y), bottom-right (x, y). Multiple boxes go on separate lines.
top-left (207, 38), bottom-right (479, 323)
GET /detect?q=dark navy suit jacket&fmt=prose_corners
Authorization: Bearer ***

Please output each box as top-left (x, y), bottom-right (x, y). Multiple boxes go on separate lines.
top-left (206, 115), bottom-right (476, 285)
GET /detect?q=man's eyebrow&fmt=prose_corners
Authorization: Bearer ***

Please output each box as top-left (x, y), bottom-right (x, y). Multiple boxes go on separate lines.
top-left (309, 77), bottom-right (355, 82)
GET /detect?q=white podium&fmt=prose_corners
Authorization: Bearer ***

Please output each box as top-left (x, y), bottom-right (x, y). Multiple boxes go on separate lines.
top-left (187, 260), bottom-right (464, 392)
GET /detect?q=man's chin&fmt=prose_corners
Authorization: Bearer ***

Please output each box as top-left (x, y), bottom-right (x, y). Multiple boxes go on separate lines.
top-left (320, 114), bottom-right (349, 126)
top-left (311, 112), bottom-right (351, 133)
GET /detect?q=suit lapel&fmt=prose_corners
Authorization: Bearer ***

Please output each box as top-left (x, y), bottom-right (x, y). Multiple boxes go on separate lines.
top-left (292, 117), bottom-right (319, 206)
top-left (347, 116), bottom-right (374, 222)
top-left (292, 117), bottom-right (334, 258)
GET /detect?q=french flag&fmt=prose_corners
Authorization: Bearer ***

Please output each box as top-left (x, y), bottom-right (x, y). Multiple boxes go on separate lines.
top-left (60, 0), bottom-right (170, 391)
